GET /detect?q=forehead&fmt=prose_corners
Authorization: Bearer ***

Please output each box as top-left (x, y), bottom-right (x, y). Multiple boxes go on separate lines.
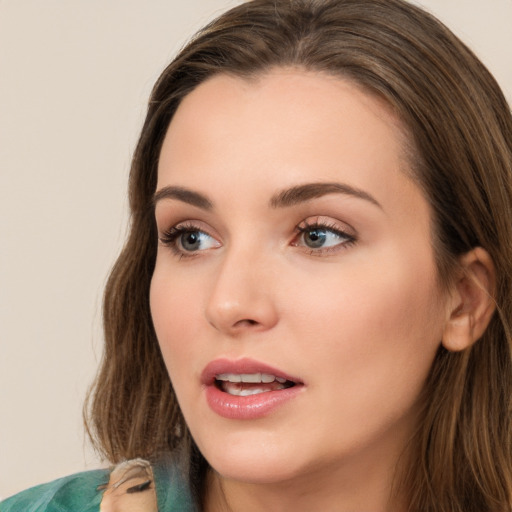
top-left (157, 69), bottom-right (421, 215)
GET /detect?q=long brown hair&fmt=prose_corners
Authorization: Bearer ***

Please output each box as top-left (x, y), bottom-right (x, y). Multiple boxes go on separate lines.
top-left (85, 1), bottom-right (512, 510)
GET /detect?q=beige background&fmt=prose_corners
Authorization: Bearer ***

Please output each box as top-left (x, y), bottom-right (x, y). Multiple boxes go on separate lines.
top-left (1, 0), bottom-right (511, 500)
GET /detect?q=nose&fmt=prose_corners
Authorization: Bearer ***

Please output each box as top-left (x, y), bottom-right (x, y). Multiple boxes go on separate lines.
top-left (205, 246), bottom-right (279, 336)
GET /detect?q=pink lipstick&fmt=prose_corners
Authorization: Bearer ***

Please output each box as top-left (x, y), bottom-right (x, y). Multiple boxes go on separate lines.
top-left (201, 358), bottom-right (304, 420)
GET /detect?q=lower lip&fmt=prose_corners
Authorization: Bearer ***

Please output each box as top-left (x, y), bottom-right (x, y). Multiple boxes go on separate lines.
top-left (204, 384), bottom-right (303, 420)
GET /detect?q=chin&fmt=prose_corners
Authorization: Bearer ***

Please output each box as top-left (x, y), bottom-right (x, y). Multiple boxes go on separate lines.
top-left (196, 432), bottom-right (308, 485)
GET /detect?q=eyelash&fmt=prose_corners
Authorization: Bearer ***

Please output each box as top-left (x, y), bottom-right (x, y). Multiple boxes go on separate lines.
top-left (293, 220), bottom-right (357, 255)
top-left (159, 222), bottom-right (217, 259)
top-left (158, 220), bottom-right (357, 258)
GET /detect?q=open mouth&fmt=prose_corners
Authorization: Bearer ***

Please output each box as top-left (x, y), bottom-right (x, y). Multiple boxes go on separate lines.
top-left (203, 360), bottom-right (303, 419)
top-left (215, 373), bottom-right (296, 397)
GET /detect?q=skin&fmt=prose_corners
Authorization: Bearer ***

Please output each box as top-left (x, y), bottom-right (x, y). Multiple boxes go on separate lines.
top-left (150, 69), bottom-right (456, 512)
top-left (100, 461), bottom-right (157, 512)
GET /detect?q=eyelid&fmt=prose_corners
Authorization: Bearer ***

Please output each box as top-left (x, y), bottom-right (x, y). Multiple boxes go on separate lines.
top-left (158, 220), bottom-right (221, 257)
top-left (296, 216), bottom-right (356, 237)
top-left (157, 216), bottom-right (212, 234)
top-left (292, 216), bottom-right (357, 254)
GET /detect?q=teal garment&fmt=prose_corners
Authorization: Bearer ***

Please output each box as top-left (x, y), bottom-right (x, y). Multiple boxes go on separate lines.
top-left (0, 459), bottom-right (197, 512)
top-left (0, 470), bottom-right (109, 512)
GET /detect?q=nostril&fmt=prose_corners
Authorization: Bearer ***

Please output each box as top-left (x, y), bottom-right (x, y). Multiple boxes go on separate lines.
top-left (205, 290), bottom-right (279, 333)
top-left (234, 319), bottom-right (259, 327)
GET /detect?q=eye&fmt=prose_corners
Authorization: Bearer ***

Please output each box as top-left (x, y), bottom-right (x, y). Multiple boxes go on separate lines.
top-left (293, 220), bottom-right (356, 253)
top-left (178, 230), bottom-right (215, 251)
top-left (159, 222), bottom-right (221, 256)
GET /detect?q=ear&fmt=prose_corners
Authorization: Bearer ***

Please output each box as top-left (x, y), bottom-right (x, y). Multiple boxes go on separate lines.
top-left (442, 247), bottom-right (496, 352)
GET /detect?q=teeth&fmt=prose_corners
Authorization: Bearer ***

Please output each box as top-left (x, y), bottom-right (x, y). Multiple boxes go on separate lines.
top-left (221, 382), bottom-right (287, 396)
top-left (216, 373), bottom-right (280, 383)
top-left (216, 373), bottom-right (241, 382)
top-left (232, 387), bottom-right (269, 396)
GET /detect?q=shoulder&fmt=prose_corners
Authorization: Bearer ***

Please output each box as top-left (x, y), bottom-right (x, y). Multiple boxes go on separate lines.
top-left (0, 468), bottom-right (109, 512)
top-left (0, 458), bottom-right (197, 512)
top-left (101, 458), bottom-right (197, 512)
top-left (100, 458), bottom-right (158, 512)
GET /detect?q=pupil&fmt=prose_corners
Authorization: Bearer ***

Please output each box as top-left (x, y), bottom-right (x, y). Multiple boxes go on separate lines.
top-left (182, 231), bottom-right (200, 250)
top-left (305, 229), bottom-right (326, 248)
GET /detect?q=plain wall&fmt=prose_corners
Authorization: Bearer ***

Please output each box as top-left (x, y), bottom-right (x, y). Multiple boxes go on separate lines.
top-left (1, 0), bottom-right (511, 500)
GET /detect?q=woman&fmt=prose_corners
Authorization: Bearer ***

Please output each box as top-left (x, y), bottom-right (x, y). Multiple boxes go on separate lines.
top-left (2, 0), bottom-right (511, 510)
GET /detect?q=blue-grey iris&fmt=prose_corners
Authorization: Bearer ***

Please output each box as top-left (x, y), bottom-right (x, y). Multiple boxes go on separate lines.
top-left (305, 229), bottom-right (327, 248)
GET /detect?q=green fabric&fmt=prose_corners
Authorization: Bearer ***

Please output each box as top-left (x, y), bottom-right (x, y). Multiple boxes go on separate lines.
top-left (0, 470), bottom-right (109, 512)
top-left (0, 460), bottom-right (196, 511)
top-left (153, 458), bottom-right (197, 512)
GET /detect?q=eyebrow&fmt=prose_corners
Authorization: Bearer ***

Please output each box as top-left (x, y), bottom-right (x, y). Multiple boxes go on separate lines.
top-left (153, 186), bottom-right (213, 210)
top-left (153, 182), bottom-right (382, 211)
top-left (269, 182), bottom-right (382, 209)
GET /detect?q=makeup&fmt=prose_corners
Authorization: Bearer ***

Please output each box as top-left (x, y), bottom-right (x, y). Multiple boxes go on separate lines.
top-left (151, 70), bottom-right (447, 488)
top-left (201, 358), bottom-right (304, 420)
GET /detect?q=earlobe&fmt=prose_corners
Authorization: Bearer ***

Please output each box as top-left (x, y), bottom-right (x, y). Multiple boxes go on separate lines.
top-left (441, 247), bottom-right (496, 352)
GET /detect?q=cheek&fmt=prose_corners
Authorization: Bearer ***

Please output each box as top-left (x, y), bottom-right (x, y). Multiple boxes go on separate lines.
top-left (290, 256), bottom-right (443, 342)
top-left (286, 251), bottom-right (445, 404)
top-left (149, 269), bottom-right (203, 384)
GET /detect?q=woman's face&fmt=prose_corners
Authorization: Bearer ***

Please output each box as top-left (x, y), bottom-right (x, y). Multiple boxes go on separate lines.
top-left (150, 70), bottom-right (450, 486)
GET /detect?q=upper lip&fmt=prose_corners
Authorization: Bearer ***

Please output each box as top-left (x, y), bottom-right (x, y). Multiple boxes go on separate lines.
top-left (201, 357), bottom-right (303, 386)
